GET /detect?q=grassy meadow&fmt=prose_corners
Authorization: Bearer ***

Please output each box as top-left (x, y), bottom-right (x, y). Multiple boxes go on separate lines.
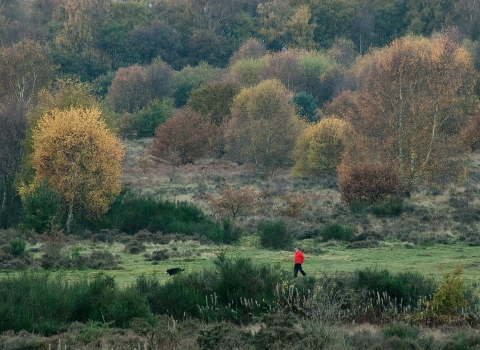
top-left (4, 137), bottom-right (478, 288)
top-left (7, 237), bottom-right (480, 288)
top-left (113, 138), bottom-right (480, 283)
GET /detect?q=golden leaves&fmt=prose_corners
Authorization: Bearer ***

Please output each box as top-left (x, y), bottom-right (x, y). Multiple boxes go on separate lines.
top-left (32, 107), bottom-right (124, 219)
top-left (225, 79), bottom-right (303, 177)
top-left (293, 117), bottom-right (352, 176)
top-left (352, 35), bottom-right (477, 188)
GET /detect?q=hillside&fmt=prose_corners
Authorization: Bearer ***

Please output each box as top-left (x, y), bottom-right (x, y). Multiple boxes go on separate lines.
top-left (122, 138), bottom-right (480, 247)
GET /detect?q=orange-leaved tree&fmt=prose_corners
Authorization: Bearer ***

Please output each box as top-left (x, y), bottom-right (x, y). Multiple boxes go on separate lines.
top-left (337, 161), bottom-right (405, 204)
top-left (351, 35), bottom-right (478, 191)
top-left (149, 108), bottom-right (219, 170)
top-left (31, 107), bottom-right (124, 233)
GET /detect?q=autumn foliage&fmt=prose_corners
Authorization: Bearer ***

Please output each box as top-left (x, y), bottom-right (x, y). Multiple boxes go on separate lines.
top-left (337, 161), bottom-right (404, 204)
top-left (0, 39), bottom-right (52, 108)
top-left (108, 61), bottom-right (174, 113)
top-left (205, 183), bottom-right (262, 219)
top-left (225, 79), bottom-right (303, 178)
top-left (293, 117), bottom-right (353, 176)
top-left (31, 107), bottom-right (124, 231)
top-left (461, 112), bottom-right (480, 152)
top-left (149, 108), bottom-right (219, 166)
top-left (228, 38), bottom-right (267, 66)
top-left (351, 35), bottom-right (477, 190)
top-left (187, 81), bottom-right (240, 125)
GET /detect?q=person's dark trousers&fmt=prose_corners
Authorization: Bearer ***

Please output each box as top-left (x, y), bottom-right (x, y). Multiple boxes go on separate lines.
top-left (294, 263), bottom-right (306, 278)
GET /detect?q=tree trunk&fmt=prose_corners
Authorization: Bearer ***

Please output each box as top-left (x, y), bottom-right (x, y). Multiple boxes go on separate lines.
top-left (66, 200), bottom-right (74, 234)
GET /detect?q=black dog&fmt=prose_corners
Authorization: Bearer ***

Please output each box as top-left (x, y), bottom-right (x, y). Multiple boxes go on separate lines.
top-left (166, 268), bottom-right (185, 276)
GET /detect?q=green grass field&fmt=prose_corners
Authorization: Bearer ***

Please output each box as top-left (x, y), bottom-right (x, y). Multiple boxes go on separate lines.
top-left (10, 236), bottom-right (479, 289)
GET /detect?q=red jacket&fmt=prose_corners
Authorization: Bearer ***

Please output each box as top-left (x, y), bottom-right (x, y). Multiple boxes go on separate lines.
top-left (294, 250), bottom-right (304, 264)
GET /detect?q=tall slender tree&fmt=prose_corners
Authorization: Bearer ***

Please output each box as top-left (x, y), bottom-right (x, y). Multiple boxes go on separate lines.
top-left (351, 35), bottom-right (478, 190)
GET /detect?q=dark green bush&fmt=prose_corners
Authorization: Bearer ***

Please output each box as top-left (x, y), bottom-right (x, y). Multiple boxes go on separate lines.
top-left (9, 239), bottom-right (26, 257)
top-left (258, 220), bottom-right (293, 250)
top-left (135, 273), bottom-right (209, 320)
top-left (354, 268), bottom-right (437, 309)
top-left (292, 91), bottom-right (319, 123)
top-left (320, 223), bottom-right (355, 242)
top-left (0, 273), bottom-right (153, 335)
top-left (136, 98), bottom-right (173, 138)
top-left (214, 252), bottom-right (282, 304)
top-left (21, 179), bottom-right (61, 234)
top-left (219, 219), bottom-right (242, 244)
top-left (69, 274), bottom-right (153, 328)
top-left (372, 197), bottom-right (404, 217)
top-left (135, 254), bottom-right (285, 323)
top-left (94, 190), bottom-right (234, 241)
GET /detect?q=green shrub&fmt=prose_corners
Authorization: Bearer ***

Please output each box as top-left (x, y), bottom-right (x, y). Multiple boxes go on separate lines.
top-left (78, 319), bottom-right (112, 344)
top-left (349, 199), bottom-right (369, 213)
top-left (95, 190), bottom-right (232, 240)
top-left (136, 255), bottom-right (285, 324)
top-left (320, 223), bottom-right (355, 242)
top-left (9, 239), bottom-right (26, 257)
top-left (354, 268), bottom-right (437, 310)
top-left (214, 252), bottom-right (282, 305)
top-left (292, 91), bottom-right (319, 123)
top-left (219, 219), bottom-right (242, 244)
top-left (136, 98), bottom-right (173, 138)
top-left (0, 273), bottom-right (153, 335)
top-left (372, 197), bottom-right (404, 217)
top-left (21, 179), bottom-right (61, 234)
top-left (258, 220), bottom-right (293, 250)
top-left (135, 274), bottom-right (209, 320)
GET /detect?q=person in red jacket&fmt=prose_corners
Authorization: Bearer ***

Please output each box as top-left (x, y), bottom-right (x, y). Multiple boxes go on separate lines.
top-left (293, 247), bottom-right (306, 278)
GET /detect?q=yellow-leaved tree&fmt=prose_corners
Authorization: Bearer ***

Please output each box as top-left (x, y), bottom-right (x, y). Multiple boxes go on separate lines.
top-left (351, 35), bottom-right (478, 191)
top-left (31, 107), bottom-right (124, 233)
top-left (293, 117), bottom-right (354, 176)
top-left (225, 79), bottom-right (304, 178)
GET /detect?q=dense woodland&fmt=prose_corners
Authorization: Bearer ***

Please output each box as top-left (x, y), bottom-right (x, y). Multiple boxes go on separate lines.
top-left (1, 0), bottom-right (480, 231)
top-left (3, 0), bottom-right (480, 348)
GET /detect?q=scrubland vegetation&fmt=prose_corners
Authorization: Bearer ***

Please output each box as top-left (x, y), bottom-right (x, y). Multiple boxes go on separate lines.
top-left (3, 0), bottom-right (480, 348)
